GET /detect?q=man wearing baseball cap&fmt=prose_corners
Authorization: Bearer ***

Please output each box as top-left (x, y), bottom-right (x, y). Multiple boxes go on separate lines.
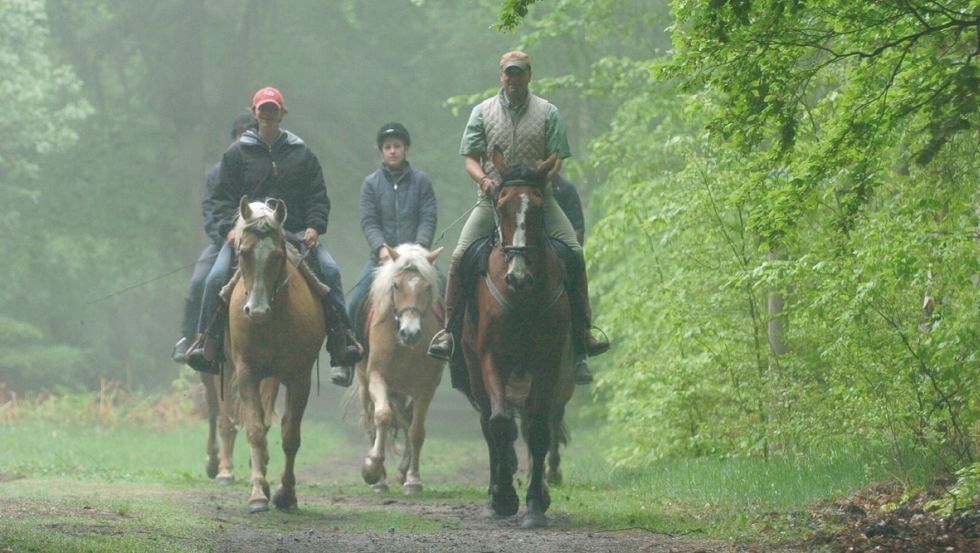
top-left (428, 50), bottom-right (609, 381)
top-left (186, 86), bottom-right (362, 374)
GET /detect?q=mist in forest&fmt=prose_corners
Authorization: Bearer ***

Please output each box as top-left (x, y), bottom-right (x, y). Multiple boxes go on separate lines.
top-left (1, 0), bottom-right (635, 426)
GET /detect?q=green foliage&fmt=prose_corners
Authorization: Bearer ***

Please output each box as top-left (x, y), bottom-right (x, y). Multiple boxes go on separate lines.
top-left (929, 462), bottom-right (980, 516)
top-left (497, 0), bottom-right (980, 478)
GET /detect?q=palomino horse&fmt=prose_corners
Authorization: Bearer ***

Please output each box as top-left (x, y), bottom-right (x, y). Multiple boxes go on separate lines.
top-left (354, 243), bottom-right (445, 494)
top-left (460, 150), bottom-right (575, 528)
top-left (220, 196), bottom-right (326, 512)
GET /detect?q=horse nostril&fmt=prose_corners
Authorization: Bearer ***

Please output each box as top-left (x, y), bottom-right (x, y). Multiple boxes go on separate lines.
top-left (244, 305), bottom-right (251, 316)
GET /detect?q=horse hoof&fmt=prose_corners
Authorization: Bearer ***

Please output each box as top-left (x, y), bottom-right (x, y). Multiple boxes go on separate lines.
top-left (273, 492), bottom-right (297, 511)
top-left (371, 482), bottom-right (389, 493)
top-left (402, 482), bottom-right (422, 496)
top-left (248, 499), bottom-right (269, 513)
top-left (546, 469), bottom-right (563, 487)
top-left (215, 474), bottom-right (235, 485)
top-left (520, 510), bottom-right (548, 529)
top-left (206, 457), bottom-right (219, 480)
top-left (362, 458), bottom-right (385, 485)
top-left (491, 494), bottom-right (519, 517)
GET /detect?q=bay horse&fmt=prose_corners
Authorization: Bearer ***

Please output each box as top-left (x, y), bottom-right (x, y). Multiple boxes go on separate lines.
top-left (221, 196), bottom-right (326, 513)
top-left (354, 243), bottom-right (445, 494)
top-left (460, 150), bottom-right (575, 528)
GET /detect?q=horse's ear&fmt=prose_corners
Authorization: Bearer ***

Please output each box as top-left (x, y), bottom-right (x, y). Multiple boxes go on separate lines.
top-left (426, 246), bottom-right (444, 264)
top-left (239, 195), bottom-right (252, 219)
top-left (490, 145), bottom-right (509, 178)
top-left (384, 244), bottom-right (399, 262)
top-left (273, 199), bottom-right (287, 224)
top-left (535, 152), bottom-right (558, 177)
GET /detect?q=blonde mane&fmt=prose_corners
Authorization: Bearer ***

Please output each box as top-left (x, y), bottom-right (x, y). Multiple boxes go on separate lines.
top-left (368, 244), bottom-right (441, 314)
top-left (234, 201), bottom-right (283, 249)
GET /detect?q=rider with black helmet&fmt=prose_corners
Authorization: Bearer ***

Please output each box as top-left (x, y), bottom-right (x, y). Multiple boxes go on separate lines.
top-left (336, 122), bottom-right (438, 387)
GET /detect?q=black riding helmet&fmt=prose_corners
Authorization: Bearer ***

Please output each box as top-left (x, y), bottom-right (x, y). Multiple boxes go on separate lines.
top-left (376, 122), bottom-right (411, 149)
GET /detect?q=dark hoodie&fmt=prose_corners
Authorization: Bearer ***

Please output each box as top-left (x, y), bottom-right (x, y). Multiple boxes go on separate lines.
top-left (211, 128), bottom-right (330, 238)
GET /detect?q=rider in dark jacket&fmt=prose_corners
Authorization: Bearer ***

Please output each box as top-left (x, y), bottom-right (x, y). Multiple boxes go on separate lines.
top-left (172, 114), bottom-right (255, 363)
top-left (185, 86), bottom-right (361, 374)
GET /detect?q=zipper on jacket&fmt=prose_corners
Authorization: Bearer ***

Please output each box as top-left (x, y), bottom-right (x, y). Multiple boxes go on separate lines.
top-left (268, 144), bottom-right (278, 176)
top-left (393, 180), bottom-right (400, 245)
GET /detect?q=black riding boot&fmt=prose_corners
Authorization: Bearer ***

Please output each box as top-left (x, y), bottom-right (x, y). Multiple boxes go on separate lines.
top-left (569, 256), bottom-right (609, 358)
top-left (427, 261), bottom-right (461, 361)
top-left (185, 305), bottom-right (226, 375)
top-left (324, 298), bottom-right (363, 387)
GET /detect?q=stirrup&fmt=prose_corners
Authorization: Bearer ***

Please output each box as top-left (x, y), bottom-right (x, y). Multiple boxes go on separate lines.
top-left (427, 329), bottom-right (454, 361)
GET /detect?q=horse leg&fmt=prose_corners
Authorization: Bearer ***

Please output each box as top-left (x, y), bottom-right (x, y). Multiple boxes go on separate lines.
top-left (546, 403), bottom-right (566, 487)
top-left (480, 354), bottom-right (519, 516)
top-left (362, 369), bottom-right (389, 492)
top-left (521, 384), bottom-right (554, 528)
top-left (402, 394), bottom-right (432, 495)
top-left (238, 370), bottom-right (272, 513)
top-left (394, 396), bottom-right (411, 486)
top-left (356, 363), bottom-right (376, 444)
top-left (488, 410), bottom-right (519, 517)
top-left (273, 373), bottom-right (310, 511)
top-left (214, 371), bottom-right (238, 484)
top-left (201, 373), bottom-right (220, 479)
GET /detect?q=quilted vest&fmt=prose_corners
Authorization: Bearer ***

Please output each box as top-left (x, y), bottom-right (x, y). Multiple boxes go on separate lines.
top-left (481, 92), bottom-right (549, 181)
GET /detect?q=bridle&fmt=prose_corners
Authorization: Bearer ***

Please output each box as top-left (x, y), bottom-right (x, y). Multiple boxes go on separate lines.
top-left (389, 266), bottom-right (432, 327)
top-left (487, 178), bottom-right (565, 314)
top-left (492, 179), bottom-right (540, 262)
top-left (237, 230), bottom-right (312, 307)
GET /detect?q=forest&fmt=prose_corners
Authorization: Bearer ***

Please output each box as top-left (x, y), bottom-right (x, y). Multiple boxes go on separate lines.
top-left (1, 0), bottom-right (977, 545)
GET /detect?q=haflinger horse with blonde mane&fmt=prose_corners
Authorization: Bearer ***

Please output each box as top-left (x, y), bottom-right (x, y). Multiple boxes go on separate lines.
top-left (218, 195), bottom-right (327, 513)
top-left (353, 243), bottom-right (445, 494)
top-left (459, 149), bottom-right (575, 528)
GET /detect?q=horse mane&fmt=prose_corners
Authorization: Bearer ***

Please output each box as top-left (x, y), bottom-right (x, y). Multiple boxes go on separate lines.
top-left (234, 201), bottom-right (283, 249)
top-left (499, 162), bottom-right (547, 189)
top-left (368, 243), bottom-right (440, 313)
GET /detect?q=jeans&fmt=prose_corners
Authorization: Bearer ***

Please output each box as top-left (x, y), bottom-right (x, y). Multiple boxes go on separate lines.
top-left (179, 242), bottom-right (221, 338)
top-left (196, 240), bottom-right (351, 335)
top-left (346, 259), bottom-right (378, 323)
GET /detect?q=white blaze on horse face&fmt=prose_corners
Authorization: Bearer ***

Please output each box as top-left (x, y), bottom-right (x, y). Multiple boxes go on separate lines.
top-left (244, 235), bottom-right (277, 320)
top-left (397, 274), bottom-right (424, 342)
top-left (506, 193), bottom-right (530, 284)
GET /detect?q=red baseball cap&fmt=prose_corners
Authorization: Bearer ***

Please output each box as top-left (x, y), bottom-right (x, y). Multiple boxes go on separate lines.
top-left (252, 86), bottom-right (284, 110)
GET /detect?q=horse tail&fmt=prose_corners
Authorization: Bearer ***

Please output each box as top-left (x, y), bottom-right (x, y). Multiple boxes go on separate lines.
top-left (345, 366), bottom-right (373, 435)
top-left (556, 418), bottom-right (569, 446)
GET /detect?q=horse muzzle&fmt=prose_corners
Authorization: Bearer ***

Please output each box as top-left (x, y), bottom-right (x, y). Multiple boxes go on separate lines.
top-left (243, 301), bottom-right (272, 322)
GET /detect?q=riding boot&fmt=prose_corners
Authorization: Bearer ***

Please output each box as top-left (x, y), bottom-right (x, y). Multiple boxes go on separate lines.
top-left (427, 261), bottom-right (461, 361)
top-left (323, 298), bottom-right (363, 387)
top-left (185, 305), bottom-right (226, 375)
top-left (569, 259), bottom-right (609, 357)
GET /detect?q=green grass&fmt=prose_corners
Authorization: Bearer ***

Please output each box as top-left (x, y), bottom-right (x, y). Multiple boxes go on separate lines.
top-left (0, 401), bottom-right (943, 551)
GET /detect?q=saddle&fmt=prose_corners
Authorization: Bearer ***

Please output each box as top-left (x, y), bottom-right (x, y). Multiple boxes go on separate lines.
top-left (447, 235), bottom-right (579, 391)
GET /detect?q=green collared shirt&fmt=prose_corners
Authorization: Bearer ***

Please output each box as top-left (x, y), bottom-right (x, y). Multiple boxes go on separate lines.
top-left (459, 90), bottom-right (571, 160)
